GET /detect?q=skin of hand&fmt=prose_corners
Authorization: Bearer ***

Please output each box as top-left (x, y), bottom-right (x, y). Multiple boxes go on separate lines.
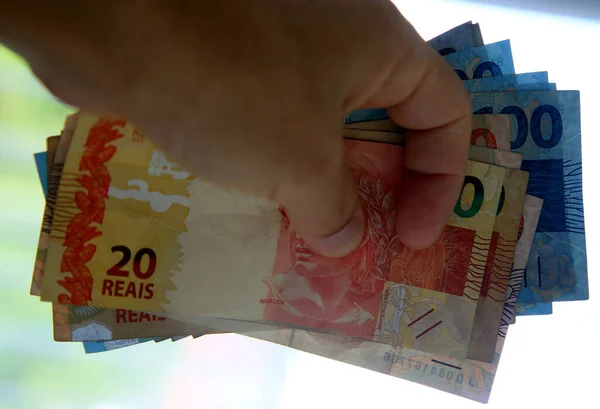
top-left (0, 0), bottom-right (471, 257)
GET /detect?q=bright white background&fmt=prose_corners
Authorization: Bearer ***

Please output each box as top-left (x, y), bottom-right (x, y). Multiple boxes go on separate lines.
top-left (0, 1), bottom-right (598, 408)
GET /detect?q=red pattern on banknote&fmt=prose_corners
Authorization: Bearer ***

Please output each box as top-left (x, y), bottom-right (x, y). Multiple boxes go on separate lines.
top-left (471, 128), bottom-right (497, 148)
top-left (57, 118), bottom-right (126, 305)
top-left (264, 140), bottom-right (401, 338)
top-left (389, 225), bottom-right (476, 296)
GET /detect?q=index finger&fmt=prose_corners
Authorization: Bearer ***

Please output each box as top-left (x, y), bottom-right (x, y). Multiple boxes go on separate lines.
top-left (361, 23), bottom-right (472, 250)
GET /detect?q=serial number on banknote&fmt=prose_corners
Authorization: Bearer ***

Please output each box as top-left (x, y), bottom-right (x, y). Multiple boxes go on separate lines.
top-left (383, 353), bottom-right (477, 387)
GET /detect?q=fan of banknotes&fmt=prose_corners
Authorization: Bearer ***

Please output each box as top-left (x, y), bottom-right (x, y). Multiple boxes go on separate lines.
top-left (29, 21), bottom-right (587, 404)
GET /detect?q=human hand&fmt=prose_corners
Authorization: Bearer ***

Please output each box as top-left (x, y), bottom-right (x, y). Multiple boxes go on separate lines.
top-left (0, 0), bottom-right (471, 256)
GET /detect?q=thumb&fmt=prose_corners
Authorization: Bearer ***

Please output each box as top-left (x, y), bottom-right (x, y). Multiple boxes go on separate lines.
top-left (276, 139), bottom-right (364, 258)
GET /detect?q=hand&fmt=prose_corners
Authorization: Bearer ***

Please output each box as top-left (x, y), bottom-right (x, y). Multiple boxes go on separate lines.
top-left (0, 0), bottom-right (471, 256)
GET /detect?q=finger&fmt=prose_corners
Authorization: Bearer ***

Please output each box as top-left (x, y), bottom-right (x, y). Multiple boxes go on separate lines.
top-left (276, 135), bottom-right (364, 258)
top-left (363, 24), bottom-right (472, 249)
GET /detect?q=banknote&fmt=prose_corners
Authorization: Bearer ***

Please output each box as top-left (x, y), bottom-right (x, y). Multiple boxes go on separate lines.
top-left (343, 120), bottom-right (528, 356)
top-left (28, 128), bottom-right (363, 354)
top-left (34, 143), bottom-right (211, 343)
top-left (35, 140), bottom-right (322, 345)
top-left (34, 133), bottom-right (516, 358)
top-left (83, 337), bottom-right (155, 354)
top-left (471, 91), bottom-right (588, 302)
top-left (344, 114), bottom-right (512, 152)
top-left (344, 121), bottom-right (537, 354)
top-left (468, 146), bottom-right (522, 169)
top-left (32, 137), bottom-right (376, 342)
top-left (427, 21), bottom-right (484, 55)
top-left (33, 130), bottom-right (521, 346)
top-left (245, 196), bottom-right (543, 402)
top-left (34, 150), bottom-right (186, 351)
top-left (466, 168), bottom-right (529, 362)
top-left (30, 114), bottom-right (535, 393)
top-left (343, 117), bottom-right (545, 326)
top-left (464, 116), bottom-right (549, 326)
top-left (40, 113), bottom-right (507, 358)
top-left (502, 195), bottom-right (543, 327)
top-left (31, 115), bottom-right (78, 296)
top-left (345, 119), bottom-right (546, 326)
top-left (463, 72), bottom-right (556, 315)
top-left (33, 150), bottom-right (165, 351)
top-left (341, 125), bottom-right (528, 362)
top-left (463, 72), bottom-right (553, 93)
top-left (344, 114), bottom-right (513, 154)
top-left (342, 127), bottom-right (522, 170)
top-left (52, 304), bottom-right (206, 342)
top-left (515, 301), bottom-right (552, 316)
top-left (65, 151), bottom-right (533, 396)
top-left (444, 40), bottom-right (515, 80)
top-left (474, 93), bottom-right (554, 319)
top-left (459, 116), bottom-right (548, 322)
top-left (32, 138), bottom-right (515, 355)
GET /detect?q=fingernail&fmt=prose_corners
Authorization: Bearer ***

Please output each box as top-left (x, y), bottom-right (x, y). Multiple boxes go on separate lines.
top-left (304, 205), bottom-right (365, 257)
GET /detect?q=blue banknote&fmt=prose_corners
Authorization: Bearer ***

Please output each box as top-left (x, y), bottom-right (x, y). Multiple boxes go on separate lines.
top-left (465, 74), bottom-right (557, 318)
top-left (427, 21), bottom-right (484, 55)
top-left (471, 91), bottom-right (588, 303)
top-left (463, 72), bottom-right (553, 92)
top-left (518, 302), bottom-right (553, 316)
top-left (464, 74), bottom-right (557, 318)
top-left (444, 40), bottom-right (515, 80)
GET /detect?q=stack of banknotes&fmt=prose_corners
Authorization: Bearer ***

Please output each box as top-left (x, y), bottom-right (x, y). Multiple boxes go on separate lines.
top-left (29, 21), bottom-right (588, 404)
